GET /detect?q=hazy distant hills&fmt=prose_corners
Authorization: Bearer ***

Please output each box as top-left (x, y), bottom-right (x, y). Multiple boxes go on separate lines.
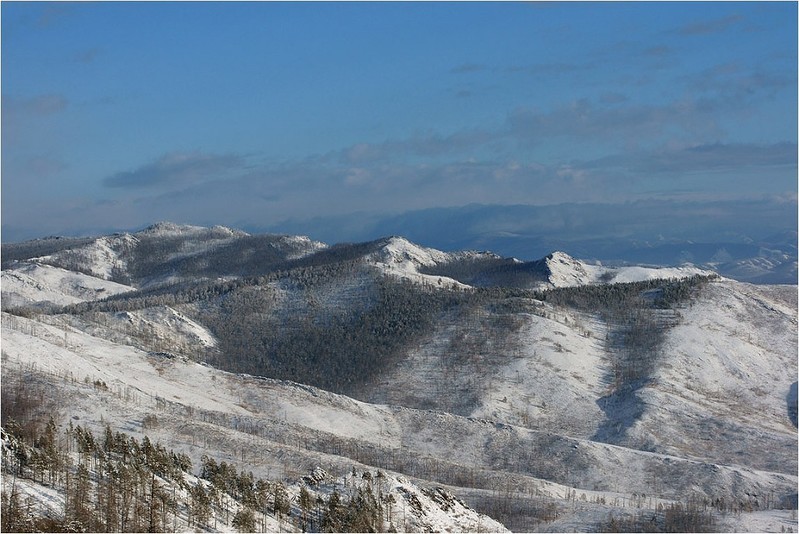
top-left (263, 200), bottom-right (798, 285)
top-left (5, 199), bottom-right (795, 284)
top-left (1, 223), bottom-right (797, 532)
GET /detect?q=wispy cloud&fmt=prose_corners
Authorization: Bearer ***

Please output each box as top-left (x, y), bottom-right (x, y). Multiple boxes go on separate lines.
top-left (23, 155), bottom-right (69, 177)
top-left (73, 47), bottom-right (102, 64)
top-left (10, 136), bottom-right (796, 244)
top-left (505, 62), bottom-right (588, 76)
top-left (681, 63), bottom-right (794, 102)
top-left (677, 14), bottom-right (742, 36)
top-left (330, 129), bottom-right (495, 166)
top-left (629, 142), bottom-right (797, 174)
top-left (450, 63), bottom-right (487, 74)
top-left (3, 94), bottom-right (69, 116)
top-left (506, 97), bottom-right (723, 147)
top-left (35, 4), bottom-right (74, 28)
top-left (2, 94), bottom-right (70, 146)
top-left (569, 142), bottom-right (797, 194)
top-left (103, 152), bottom-right (245, 189)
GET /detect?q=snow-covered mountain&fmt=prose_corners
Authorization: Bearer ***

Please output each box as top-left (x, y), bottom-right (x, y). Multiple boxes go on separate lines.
top-left (1, 223), bottom-right (796, 532)
top-left (361, 236), bottom-right (716, 292)
top-left (269, 201), bottom-right (798, 284)
top-left (2, 221), bottom-right (326, 289)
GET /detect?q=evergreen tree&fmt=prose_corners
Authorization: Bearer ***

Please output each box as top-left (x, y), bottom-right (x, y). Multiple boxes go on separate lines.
top-left (322, 490), bottom-right (344, 532)
top-left (232, 506), bottom-right (256, 533)
top-left (190, 482), bottom-right (212, 529)
top-left (299, 485), bottom-right (312, 531)
top-left (273, 481), bottom-right (290, 519)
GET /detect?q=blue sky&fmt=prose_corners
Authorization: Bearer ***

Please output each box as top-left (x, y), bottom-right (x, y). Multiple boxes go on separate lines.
top-left (2, 1), bottom-right (797, 242)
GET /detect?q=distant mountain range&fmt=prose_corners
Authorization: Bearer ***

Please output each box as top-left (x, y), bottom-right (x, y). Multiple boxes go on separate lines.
top-left (260, 200), bottom-right (798, 285)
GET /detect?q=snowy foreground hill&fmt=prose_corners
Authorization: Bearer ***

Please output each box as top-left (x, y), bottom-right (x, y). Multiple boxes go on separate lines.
top-left (1, 223), bottom-right (797, 532)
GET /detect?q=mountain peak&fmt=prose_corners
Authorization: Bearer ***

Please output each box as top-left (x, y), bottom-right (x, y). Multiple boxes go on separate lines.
top-left (136, 221), bottom-right (247, 238)
top-left (544, 250), bottom-right (592, 287)
top-left (141, 221), bottom-right (187, 231)
top-left (373, 236), bottom-right (451, 266)
top-left (546, 250), bottom-right (577, 264)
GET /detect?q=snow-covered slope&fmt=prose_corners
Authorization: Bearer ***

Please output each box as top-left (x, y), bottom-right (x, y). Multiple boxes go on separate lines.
top-left (32, 233), bottom-right (139, 281)
top-left (16, 222), bottom-right (327, 288)
top-left (366, 236), bottom-right (475, 288)
top-left (543, 251), bottom-right (595, 287)
top-left (546, 251), bottom-right (715, 287)
top-left (304, 468), bottom-right (509, 533)
top-left (1, 262), bottom-right (134, 308)
top-left (623, 280), bottom-right (798, 471)
top-left (60, 306), bottom-right (218, 357)
top-left (371, 236), bottom-right (455, 267)
top-left (137, 221), bottom-right (246, 239)
top-left (2, 271), bottom-right (796, 531)
top-left (2, 226), bottom-right (796, 532)
top-left (1, 311), bottom-right (508, 532)
top-left (365, 276), bottom-right (797, 471)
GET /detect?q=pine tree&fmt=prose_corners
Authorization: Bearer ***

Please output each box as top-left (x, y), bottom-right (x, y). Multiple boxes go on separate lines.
top-left (1, 484), bottom-right (28, 532)
top-left (322, 490), bottom-right (344, 532)
top-left (68, 462), bottom-right (92, 529)
top-left (274, 481), bottom-right (290, 519)
top-left (232, 506), bottom-right (256, 533)
top-left (299, 485), bottom-right (312, 531)
top-left (190, 482), bottom-right (212, 529)
top-left (147, 472), bottom-right (163, 533)
top-left (42, 417), bottom-right (62, 485)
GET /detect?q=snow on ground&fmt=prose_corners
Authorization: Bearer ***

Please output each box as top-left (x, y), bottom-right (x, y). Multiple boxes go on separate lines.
top-left (136, 223), bottom-right (325, 265)
top-left (370, 472), bottom-right (509, 533)
top-left (112, 306), bottom-right (217, 349)
top-left (469, 307), bottom-right (609, 438)
top-left (375, 236), bottom-right (454, 267)
top-left (136, 222), bottom-right (249, 263)
top-left (2, 304), bottom-right (796, 531)
top-left (235, 375), bottom-right (404, 447)
top-left (598, 263), bottom-right (714, 284)
top-left (1, 476), bottom-right (66, 522)
top-left (1, 262), bottom-right (135, 308)
top-left (545, 252), bottom-right (596, 287)
top-left (1, 311), bottom-right (399, 446)
top-left (1, 311), bottom-right (506, 531)
top-left (628, 279), bottom-right (798, 472)
top-left (277, 234), bottom-right (328, 259)
top-left (1, 445), bottom-right (297, 533)
top-left (546, 251), bottom-right (715, 287)
top-left (368, 236), bottom-right (474, 289)
top-left (137, 221), bottom-right (245, 238)
top-left (294, 468), bottom-right (510, 533)
top-left (33, 234), bottom-right (139, 281)
top-left (716, 509), bottom-right (798, 533)
top-left (2, 311), bottom-right (243, 417)
top-left (2, 239), bottom-right (796, 532)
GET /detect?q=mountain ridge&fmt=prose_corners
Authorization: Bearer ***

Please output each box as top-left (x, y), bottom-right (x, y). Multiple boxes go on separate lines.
top-left (259, 201), bottom-right (797, 285)
top-left (3, 222), bottom-right (723, 294)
